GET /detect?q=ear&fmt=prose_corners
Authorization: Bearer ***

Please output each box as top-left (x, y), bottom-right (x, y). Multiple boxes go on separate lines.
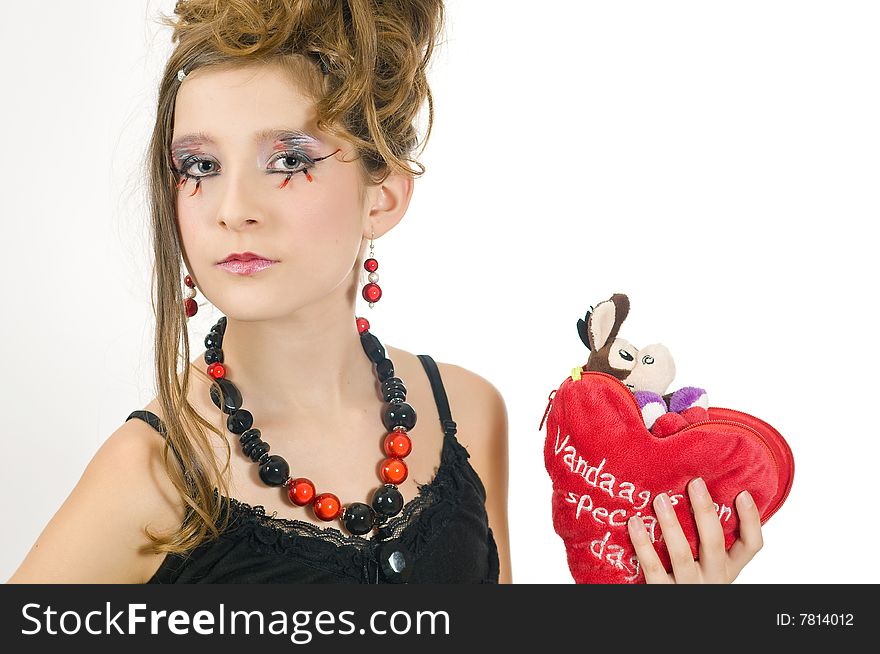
top-left (584, 293), bottom-right (630, 351)
top-left (577, 311), bottom-right (594, 350)
top-left (605, 293), bottom-right (630, 343)
top-left (363, 171), bottom-right (414, 238)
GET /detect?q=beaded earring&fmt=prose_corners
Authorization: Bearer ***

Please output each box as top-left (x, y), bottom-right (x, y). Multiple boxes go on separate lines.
top-left (361, 230), bottom-right (382, 308)
top-left (184, 274), bottom-right (198, 318)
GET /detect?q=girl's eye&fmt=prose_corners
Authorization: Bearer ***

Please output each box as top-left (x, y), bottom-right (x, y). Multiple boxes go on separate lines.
top-left (175, 151), bottom-right (316, 180)
top-left (268, 152), bottom-right (315, 173)
top-left (178, 159), bottom-right (216, 178)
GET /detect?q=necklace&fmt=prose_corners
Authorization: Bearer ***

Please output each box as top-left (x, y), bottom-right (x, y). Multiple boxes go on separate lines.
top-left (202, 314), bottom-right (417, 583)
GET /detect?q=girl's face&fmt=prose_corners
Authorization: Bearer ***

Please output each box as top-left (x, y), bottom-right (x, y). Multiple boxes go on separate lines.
top-left (170, 63), bottom-right (367, 321)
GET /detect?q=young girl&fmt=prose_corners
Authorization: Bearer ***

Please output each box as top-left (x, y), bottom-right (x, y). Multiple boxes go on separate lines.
top-left (7, 0), bottom-right (762, 585)
top-left (7, 0), bottom-right (509, 584)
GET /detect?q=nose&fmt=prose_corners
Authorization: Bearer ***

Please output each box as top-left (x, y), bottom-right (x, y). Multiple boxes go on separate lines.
top-left (215, 167), bottom-right (266, 230)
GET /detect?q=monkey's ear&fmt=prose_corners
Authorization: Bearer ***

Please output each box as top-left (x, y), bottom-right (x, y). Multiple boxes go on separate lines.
top-left (577, 309), bottom-right (593, 350)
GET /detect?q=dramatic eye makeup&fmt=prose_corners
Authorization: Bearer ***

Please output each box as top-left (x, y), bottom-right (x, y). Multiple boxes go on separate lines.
top-left (169, 128), bottom-right (340, 196)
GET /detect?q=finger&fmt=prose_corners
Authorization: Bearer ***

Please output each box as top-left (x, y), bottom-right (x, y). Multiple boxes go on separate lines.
top-left (688, 477), bottom-right (727, 577)
top-left (727, 490), bottom-right (765, 577)
top-left (652, 492), bottom-right (699, 583)
top-left (627, 516), bottom-right (673, 584)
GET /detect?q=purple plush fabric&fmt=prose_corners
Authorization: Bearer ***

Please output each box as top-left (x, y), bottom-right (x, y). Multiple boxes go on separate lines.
top-left (633, 390), bottom-right (664, 409)
top-left (669, 386), bottom-right (707, 413)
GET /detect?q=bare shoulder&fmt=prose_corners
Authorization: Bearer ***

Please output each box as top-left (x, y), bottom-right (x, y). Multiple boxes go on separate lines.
top-left (433, 359), bottom-right (508, 457)
top-left (385, 345), bottom-right (512, 582)
top-left (434, 357), bottom-right (512, 583)
top-left (6, 411), bottom-right (185, 583)
top-left (433, 359), bottom-right (510, 510)
top-left (383, 346), bottom-right (507, 452)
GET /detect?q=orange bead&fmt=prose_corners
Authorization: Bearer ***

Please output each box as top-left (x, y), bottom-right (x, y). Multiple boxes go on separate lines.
top-left (313, 492), bottom-right (342, 521)
top-left (384, 431), bottom-right (412, 458)
top-left (207, 362), bottom-right (226, 379)
top-left (381, 457), bottom-right (408, 484)
top-left (287, 478), bottom-right (315, 506)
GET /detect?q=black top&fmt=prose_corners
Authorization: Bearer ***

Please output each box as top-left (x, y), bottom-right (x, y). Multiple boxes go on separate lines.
top-left (126, 354), bottom-right (500, 583)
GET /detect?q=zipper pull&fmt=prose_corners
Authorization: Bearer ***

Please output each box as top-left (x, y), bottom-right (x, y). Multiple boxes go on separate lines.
top-left (539, 389), bottom-right (557, 431)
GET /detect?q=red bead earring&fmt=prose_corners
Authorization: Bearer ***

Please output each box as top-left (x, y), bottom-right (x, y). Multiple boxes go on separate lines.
top-left (184, 274), bottom-right (198, 318)
top-left (361, 230), bottom-right (382, 309)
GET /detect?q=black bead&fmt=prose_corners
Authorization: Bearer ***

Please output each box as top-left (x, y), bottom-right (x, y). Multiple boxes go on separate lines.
top-left (342, 502), bottom-right (376, 536)
top-left (239, 428), bottom-right (261, 445)
top-left (210, 378), bottom-right (242, 414)
top-left (241, 438), bottom-right (256, 456)
top-left (381, 377), bottom-right (406, 394)
top-left (360, 332), bottom-right (386, 364)
top-left (204, 331), bottom-right (222, 350)
top-left (249, 441), bottom-right (270, 461)
top-left (216, 316), bottom-right (227, 335)
top-left (242, 437), bottom-right (263, 457)
top-left (376, 358), bottom-right (394, 381)
top-left (204, 347), bottom-right (224, 365)
top-left (382, 401), bottom-right (417, 431)
top-left (372, 484), bottom-right (404, 518)
top-left (258, 455), bottom-right (290, 486)
top-left (382, 387), bottom-right (406, 403)
top-left (227, 409), bottom-right (254, 434)
top-left (376, 538), bottom-right (413, 583)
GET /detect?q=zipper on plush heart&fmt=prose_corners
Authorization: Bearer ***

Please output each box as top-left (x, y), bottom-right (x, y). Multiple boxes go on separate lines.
top-left (539, 366), bottom-right (584, 430)
top-left (591, 369), bottom-right (790, 518)
top-left (547, 371), bottom-right (792, 522)
top-left (673, 417), bottom-right (791, 522)
top-left (538, 389), bottom-right (557, 431)
top-left (587, 372), bottom-right (783, 474)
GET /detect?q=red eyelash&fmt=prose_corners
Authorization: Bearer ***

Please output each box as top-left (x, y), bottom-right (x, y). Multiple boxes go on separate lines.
top-left (279, 169), bottom-right (310, 190)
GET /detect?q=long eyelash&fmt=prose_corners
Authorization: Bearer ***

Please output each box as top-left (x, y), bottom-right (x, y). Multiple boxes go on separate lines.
top-left (174, 148), bottom-right (342, 196)
top-left (278, 148), bottom-right (341, 189)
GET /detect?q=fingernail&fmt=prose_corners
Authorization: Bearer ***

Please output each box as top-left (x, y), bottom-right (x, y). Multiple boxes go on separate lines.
top-left (740, 491), bottom-right (754, 507)
top-left (691, 477), bottom-right (707, 496)
top-left (628, 516), bottom-right (647, 540)
top-left (655, 493), bottom-right (671, 512)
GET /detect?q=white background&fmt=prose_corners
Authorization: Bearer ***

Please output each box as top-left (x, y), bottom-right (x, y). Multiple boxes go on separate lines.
top-left (1, 0), bottom-right (878, 583)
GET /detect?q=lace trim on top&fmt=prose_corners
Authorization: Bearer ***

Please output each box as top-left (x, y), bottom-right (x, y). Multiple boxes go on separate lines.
top-left (184, 428), bottom-right (480, 582)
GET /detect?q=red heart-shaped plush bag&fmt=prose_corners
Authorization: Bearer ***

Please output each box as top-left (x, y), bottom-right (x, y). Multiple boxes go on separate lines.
top-left (541, 370), bottom-right (794, 583)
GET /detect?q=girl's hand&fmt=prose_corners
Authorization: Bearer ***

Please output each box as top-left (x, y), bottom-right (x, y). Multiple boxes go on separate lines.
top-left (627, 477), bottom-right (764, 583)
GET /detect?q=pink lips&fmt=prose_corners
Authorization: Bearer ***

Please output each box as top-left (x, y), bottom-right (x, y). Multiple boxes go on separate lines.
top-left (216, 259), bottom-right (277, 275)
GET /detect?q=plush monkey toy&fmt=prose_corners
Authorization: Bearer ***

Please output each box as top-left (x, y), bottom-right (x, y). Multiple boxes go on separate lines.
top-left (577, 293), bottom-right (710, 438)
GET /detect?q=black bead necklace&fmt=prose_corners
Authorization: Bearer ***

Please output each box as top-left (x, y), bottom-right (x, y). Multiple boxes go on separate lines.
top-left (202, 314), bottom-right (418, 582)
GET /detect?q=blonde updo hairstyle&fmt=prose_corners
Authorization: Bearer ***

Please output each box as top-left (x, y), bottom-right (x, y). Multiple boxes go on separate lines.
top-left (142, 0), bottom-right (445, 557)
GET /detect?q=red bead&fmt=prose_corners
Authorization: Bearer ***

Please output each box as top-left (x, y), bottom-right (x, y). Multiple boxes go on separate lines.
top-left (184, 274), bottom-right (195, 288)
top-left (288, 478), bottom-right (316, 506)
top-left (384, 431), bottom-right (412, 458)
top-left (356, 317), bottom-right (370, 334)
top-left (184, 298), bottom-right (198, 317)
top-left (313, 492), bottom-right (342, 521)
top-left (207, 362), bottom-right (226, 379)
top-left (362, 283), bottom-right (382, 303)
top-left (364, 258), bottom-right (378, 272)
top-left (381, 457), bottom-right (408, 484)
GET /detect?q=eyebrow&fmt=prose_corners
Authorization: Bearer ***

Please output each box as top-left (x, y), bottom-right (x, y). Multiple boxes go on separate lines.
top-left (170, 128), bottom-right (319, 151)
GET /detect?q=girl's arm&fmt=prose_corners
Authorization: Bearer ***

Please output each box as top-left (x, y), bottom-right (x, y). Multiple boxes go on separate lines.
top-left (6, 420), bottom-right (185, 584)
